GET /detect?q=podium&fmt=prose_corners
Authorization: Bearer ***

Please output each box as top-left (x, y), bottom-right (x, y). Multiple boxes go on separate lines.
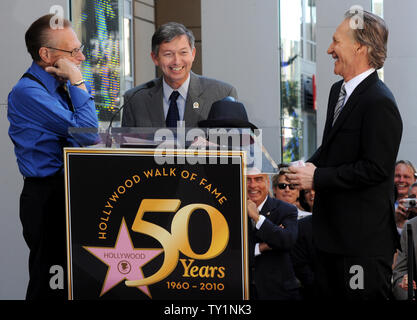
top-left (65, 127), bottom-right (277, 300)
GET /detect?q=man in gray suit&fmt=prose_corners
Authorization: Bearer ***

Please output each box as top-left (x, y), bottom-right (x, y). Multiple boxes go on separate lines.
top-left (122, 22), bottom-right (237, 128)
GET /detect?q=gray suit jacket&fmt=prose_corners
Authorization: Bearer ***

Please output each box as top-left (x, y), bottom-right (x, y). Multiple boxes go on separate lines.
top-left (392, 217), bottom-right (417, 299)
top-left (121, 72), bottom-right (237, 128)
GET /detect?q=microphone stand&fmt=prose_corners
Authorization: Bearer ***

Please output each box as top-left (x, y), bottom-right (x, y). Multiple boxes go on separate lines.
top-left (105, 81), bottom-right (155, 148)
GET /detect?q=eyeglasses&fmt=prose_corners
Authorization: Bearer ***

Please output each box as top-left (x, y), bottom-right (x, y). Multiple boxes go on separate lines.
top-left (277, 183), bottom-right (296, 190)
top-left (46, 45), bottom-right (84, 57)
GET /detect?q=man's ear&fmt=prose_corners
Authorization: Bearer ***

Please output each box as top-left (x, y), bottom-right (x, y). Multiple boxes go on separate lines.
top-left (39, 47), bottom-right (51, 64)
top-left (355, 43), bottom-right (368, 56)
top-left (191, 46), bottom-right (196, 61)
top-left (150, 51), bottom-right (159, 67)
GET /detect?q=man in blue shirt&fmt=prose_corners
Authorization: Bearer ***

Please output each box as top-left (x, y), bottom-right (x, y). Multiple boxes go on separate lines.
top-left (8, 14), bottom-right (98, 299)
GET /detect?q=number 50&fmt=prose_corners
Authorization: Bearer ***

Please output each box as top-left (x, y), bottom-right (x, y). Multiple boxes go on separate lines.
top-left (125, 199), bottom-right (229, 287)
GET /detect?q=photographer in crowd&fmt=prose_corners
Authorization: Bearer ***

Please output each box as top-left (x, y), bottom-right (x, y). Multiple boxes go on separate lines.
top-left (395, 160), bottom-right (417, 234)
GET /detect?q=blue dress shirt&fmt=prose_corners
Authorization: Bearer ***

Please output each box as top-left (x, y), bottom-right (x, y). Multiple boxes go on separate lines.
top-left (8, 62), bottom-right (98, 178)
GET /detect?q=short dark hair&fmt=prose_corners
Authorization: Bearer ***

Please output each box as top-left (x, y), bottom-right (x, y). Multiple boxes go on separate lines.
top-left (271, 171), bottom-right (286, 189)
top-left (152, 22), bottom-right (195, 55)
top-left (25, 14), bottom-right (71, 61)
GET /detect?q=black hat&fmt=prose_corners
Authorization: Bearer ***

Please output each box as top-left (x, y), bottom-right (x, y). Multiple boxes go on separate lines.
top-left (198, 99), bottom-right (258, 132)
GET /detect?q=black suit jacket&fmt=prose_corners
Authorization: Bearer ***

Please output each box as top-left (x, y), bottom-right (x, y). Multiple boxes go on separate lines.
top-left (249, 196), bottom-right (300, 299)
top-left (309, 71), bottom-right (402, 257)
top-left (290, 215), bottom-right (318, 299)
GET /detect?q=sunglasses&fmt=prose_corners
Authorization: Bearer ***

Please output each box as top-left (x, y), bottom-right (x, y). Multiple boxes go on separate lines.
top-left (277, 183), bottom-right (296, 190)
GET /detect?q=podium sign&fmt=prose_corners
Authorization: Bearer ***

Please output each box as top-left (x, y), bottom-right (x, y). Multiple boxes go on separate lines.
top-left (64, 148), bottom-right (249, 300)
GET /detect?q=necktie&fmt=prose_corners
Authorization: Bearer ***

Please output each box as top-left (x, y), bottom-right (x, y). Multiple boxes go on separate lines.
top-left (166, 91), bottom-right (180, 127)
top-left (332, 84), bottom-right (346, 126)
top-left (57, 84), bottom-right (74, 112)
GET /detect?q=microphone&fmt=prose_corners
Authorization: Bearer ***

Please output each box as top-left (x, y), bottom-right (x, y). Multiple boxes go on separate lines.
top-left (105, 80), bottom-right (155, 147)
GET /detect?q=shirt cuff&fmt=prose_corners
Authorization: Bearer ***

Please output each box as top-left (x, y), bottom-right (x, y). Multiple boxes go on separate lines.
top-left (255, 215), bottom-right (265, 229)
top-left (254, 243), bottom-right (261, 256)
top-left (68, 83), bottom-right (93, 108)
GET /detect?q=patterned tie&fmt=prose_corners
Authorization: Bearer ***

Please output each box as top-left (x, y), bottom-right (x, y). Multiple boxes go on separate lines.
top-left (166, 90), bottom-right (180, 127)
top-left (332, 84), bottom-right (346, 126)
top-left (57, 83), bottom-right (74, 112)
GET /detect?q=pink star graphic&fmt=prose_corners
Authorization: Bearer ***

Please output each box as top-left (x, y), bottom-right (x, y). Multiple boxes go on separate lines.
top-left (83, 218), bottom-right (163, 298)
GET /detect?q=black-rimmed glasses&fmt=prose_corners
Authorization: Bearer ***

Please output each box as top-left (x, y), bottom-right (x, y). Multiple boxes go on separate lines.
top-left (46, 45), bottom-right (84, 57)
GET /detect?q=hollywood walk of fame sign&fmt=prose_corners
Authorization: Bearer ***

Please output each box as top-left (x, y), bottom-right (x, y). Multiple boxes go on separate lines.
top-left (64, 148), bottom-right (249, 300)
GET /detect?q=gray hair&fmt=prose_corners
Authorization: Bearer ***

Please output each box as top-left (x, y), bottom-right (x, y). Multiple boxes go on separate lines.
top-left (344, 10), bottom-right (388, 69)
top-left (152, 22), bottom-right (195, 55)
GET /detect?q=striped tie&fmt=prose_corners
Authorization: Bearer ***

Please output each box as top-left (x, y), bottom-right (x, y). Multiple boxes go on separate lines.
top-left (332, 84), bottom-right (346, 126)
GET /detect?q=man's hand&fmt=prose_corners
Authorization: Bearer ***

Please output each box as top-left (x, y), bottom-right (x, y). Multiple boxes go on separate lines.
top-left (286, 162), bottom-right (317, 190)
top-left (399, 274), bottom-right (417, 291)
top-left (259, 242), bottom-right (272, 252)
top-left (395, 200), bottom-right (409, 229)
top-left (247, 198), bottom-right (260, 222)
top-left (45, 58), bottom-right (86, 90)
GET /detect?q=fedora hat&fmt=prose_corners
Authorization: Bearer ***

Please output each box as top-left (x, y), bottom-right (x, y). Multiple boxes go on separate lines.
top-left (198, 99), bottom-right (258, 132)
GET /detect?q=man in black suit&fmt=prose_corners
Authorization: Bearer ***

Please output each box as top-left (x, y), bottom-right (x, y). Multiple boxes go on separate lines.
top-left (246, 169), bottom-right (300, 300)
top-left (287, 10), bottom-right (402, 299)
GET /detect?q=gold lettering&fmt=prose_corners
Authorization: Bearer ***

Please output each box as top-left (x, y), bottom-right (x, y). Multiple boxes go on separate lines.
top-left (180, 258), bottom-right (195, 277)
top-left (217, 266), bottom-right (225, 278)
top-left (209, 266), bottom-right (218, 277)
top-left (108, 192), bottom-right (119, 202)
top-left (105, 201), bottom-right (113, 209)
top-left (199, 265), bottom-right (210, 278)
top-left (181, 170), bottom-right (190, 179)
top-left (190, 266), bottom-right (199, 277)
top-left (219, 196), bottom-right (227, 205)
top-left (211, 188), bottom-right (221, 199)
top-left (170, 168), bottom-right (176, 176)
top-left (143, 169), bottom-right (153, 178)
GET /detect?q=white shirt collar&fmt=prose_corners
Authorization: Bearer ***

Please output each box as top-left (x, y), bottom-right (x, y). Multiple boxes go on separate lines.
top-left (343, 68), bottom-right (375, 100)
top-left (162, 74), bottom-right (190, 102)
top-left (257, 196), bottom-right (268, 212)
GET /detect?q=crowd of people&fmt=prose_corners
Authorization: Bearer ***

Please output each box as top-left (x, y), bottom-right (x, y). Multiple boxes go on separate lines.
top-left (248, 159), bottom-right (417, 300)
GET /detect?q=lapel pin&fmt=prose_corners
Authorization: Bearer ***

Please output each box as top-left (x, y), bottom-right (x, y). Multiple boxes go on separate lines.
top-left (266, 211), bottom-right (270, 216)
top-left (193, 102), bottom-right (199, 109)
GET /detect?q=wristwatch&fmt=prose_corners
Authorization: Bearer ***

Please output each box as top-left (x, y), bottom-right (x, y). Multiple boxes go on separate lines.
top-left (72, 79), bottom-right (86, 87)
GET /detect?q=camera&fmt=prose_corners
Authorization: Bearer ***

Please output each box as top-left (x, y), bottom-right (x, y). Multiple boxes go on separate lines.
top-left (402, 198), bottom-right (417, 209)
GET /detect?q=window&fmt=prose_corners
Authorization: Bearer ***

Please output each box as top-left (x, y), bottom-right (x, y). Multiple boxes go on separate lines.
top-left (279, 0), bottom-right (317, 163)
top-left (70, 0), bottom-right (133, 124)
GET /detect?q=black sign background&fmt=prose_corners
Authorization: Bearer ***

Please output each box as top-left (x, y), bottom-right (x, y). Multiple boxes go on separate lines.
top-left (65, 149), bottom-right (248, 300)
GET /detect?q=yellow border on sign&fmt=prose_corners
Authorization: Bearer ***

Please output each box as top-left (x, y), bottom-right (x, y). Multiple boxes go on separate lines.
top-left (64, 147), bottom-right (249, 300)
